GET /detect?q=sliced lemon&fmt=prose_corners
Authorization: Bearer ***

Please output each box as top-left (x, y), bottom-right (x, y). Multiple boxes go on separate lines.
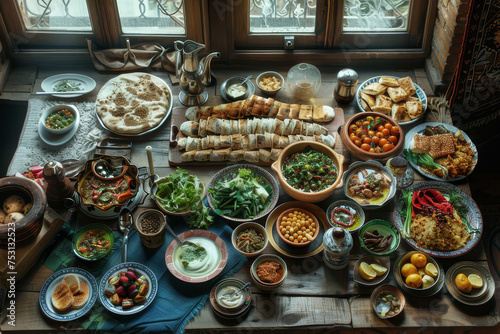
top-left (370, 263), bottom-right (388, 276)
top-left (468, 274), bottom-right (483, 289)
top-left (422, 275), bottom-right (435, 289)
top-left (359, 262), bottom-right (377, 280)
top-left (424, 263), bottom-right (438, 278)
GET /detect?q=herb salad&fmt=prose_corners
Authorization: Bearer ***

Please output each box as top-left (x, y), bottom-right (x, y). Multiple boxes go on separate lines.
top-left (282, 149), bottom-right (338, 192)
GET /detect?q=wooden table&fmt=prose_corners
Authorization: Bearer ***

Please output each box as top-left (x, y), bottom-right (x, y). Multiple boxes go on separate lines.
top-left (2, 65), bottom-right (499, 333)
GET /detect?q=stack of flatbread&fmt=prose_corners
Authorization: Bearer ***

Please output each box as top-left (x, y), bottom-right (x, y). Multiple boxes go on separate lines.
top-left (51, 274), bottom-right (90, 312)
top-left (96, 73), bottom-right (171, 134)
top-left (359, 76), bottom-right (424, 123)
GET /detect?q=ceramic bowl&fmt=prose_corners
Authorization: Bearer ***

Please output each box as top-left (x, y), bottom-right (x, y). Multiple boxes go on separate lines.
top-left (359, 219), bottom-right (400, 256)
top-left (326, 199), bottom-right (365, 233)
top-left (40, 104), bottom-right (79, 135)
top-left (394, 251), bottom-right (441, 292)
top-left (340, 112), bottom-right (404, 162)
top-left (353, 255), bottom-right (391, 286)
top-left (342, 160), bottom-right (397, 210)
top-left (370, 285), bottom-right (406, 319)
top-left (0, 176), bottom-right (47, 247)
top-left (207, 164), bottom-right (279, 223)
top-left (445, 261), bottom-right (495, 305)
top-left (275, 208), bottom-right (319, 247)
top-left (153, 176), bottom-right (205, 216)
top-left (448, 263), bottom-right (488, 299)
top-left (72, 223), bottom-right (114, 261)
top-left (232, 222), bottom-right (269, 258)
top-left (213, 279), bottom-right (249, 312)
top-left (256, 71), bottom-right (284, 95)
top-left (250, 254), bottom-right (287, 291)
top-left (220, 76), bottom-right (254, 101)
top-left (210, 278), bottom-right (252, 319)
top-left (271, 141), bottom-right (344, 203)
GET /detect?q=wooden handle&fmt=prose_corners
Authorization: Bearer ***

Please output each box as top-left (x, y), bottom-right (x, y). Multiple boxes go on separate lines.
top-left (170, 126), bottom-right (179, 148)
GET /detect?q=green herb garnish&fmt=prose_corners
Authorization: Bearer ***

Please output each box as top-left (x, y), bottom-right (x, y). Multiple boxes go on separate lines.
top-left (403, 149), bottom-right (449, 179)
top-left (53, 80), bottom-right (82, 92)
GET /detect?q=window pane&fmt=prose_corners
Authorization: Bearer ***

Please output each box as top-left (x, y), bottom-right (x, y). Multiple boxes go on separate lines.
top-left (117, 0), bottom-right (185, 35)
top-left (343, 0), bottom-right (411, 32)
top-left (18, 0), bottom-right (91, 31)
top-left (249, 0), bottom-right (316, 34)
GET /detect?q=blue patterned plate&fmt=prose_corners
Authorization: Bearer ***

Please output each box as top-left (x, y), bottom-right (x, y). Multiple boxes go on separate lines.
top-left (99, 262), bottom-right (158, 315)
top-left (404, 122), bottom-right (478, 182)
top-left (356, 75), bottom-right (427, 125)
top-left (39, 267), bottom-right (98, 321)
top-left (393, 181), bottom-right (483, 258)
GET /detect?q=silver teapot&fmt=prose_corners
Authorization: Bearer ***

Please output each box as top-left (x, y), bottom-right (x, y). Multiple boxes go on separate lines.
top-left (174, 40), bottom-right (220, 106)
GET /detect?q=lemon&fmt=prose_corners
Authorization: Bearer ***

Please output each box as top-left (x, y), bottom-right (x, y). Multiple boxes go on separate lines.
top-left (359, 262), bottom-right (377, 280)
top-left (406, 273), bottom-right (423, 288)
top-left (422, 275), bottom-right (435, 289)
top-left (370, 263), bottom-right (388, 276)
top-left (424, 263), bottom-right (439, 278)
top-left (468, 274), bottom-right (483, 289)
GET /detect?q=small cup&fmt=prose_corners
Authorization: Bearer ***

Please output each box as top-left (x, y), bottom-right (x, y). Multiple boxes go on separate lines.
top-left (136, 209), bottom-right (167, 248)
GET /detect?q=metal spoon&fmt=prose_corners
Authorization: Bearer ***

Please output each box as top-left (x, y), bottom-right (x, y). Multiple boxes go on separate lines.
top-left (119, 208), bottom-right (134, 262)
top-left (235, 75), bottom-right (252, 88)
top-left (227, 282), bottom-right (251, 299)
top-left (164, 221), bottom-right (198, 248)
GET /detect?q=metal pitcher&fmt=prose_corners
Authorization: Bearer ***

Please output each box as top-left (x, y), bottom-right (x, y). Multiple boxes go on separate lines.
top-left (174, 40), bottom-right (220, 106)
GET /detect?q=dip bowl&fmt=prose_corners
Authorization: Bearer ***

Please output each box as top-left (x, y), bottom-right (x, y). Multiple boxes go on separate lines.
top-left (250, 254), bottom-right (287, 291)
top-left (256, 71), bottom-right (284, 95)
top-left (72, 223), bottom-right (114, 261)
top-left (213, 279), bottom-right (250, 312)
top-left (271, 141), bottom-right (344, 203)
top-left (232, 222), bottom-right (269, 258)
top-left (220, 76), bottom-right (254, 102)
top-left (40, 104), bottom-right (79, 135)
top-left (326, 199), bottom-right (365, 234)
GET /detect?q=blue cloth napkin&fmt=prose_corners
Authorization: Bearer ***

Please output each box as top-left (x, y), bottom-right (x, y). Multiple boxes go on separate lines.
top-left (82, 213), bottom-right (247, 334)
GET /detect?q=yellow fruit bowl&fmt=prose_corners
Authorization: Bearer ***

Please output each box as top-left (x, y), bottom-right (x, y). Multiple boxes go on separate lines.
top-left (353, 255), bottom-right (390, 286)
top-left (394, 251), bottom-right (441, 293)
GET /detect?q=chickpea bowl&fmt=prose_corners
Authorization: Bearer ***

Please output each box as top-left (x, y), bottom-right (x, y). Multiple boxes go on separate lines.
top-left (275, 208), bottom-right (319, 247)
top-left (256, 71), bottom-right (284, 95)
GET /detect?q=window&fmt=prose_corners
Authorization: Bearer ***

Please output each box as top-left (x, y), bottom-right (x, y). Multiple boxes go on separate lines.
top-left (231, 0), bottom-right (436, 59)
top-left (18, 0), bottom-right (92, 31)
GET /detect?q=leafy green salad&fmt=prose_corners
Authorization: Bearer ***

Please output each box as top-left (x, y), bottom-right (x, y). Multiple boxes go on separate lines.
top-left (209, 168), bottom-right (273, 219)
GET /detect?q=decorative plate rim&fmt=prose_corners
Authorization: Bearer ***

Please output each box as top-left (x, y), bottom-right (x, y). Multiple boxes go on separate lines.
top-left (165, 229), bottom-right (228, 283)
top-left (39, 267), bottom-right (98, 322)
top-left (404, 122), bottom-right (478, 182)
top-left (98, 262), bottom-right (158, 315)
top-left (393, 181), bottom-right (483, 258)
top-left (207, 164), bottom-right (279, 223)
top-left (41, 73), bottom-right (97, 98)
top-left (445, 261), bottom-right (495, 305)
top-left (355, 75), bottom-right (428, 125)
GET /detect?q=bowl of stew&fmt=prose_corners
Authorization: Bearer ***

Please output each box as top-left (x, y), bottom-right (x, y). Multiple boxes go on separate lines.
top-left (250, 254), bottom-right (287, 291)
top-left (41, 104), bottom-right (79, 135)
top-left (232, 222), bottom-right (268, 258)
top-left (73, 223), bottom-right (114, 261)
top-left (271, 141), bottom-right (344, 203)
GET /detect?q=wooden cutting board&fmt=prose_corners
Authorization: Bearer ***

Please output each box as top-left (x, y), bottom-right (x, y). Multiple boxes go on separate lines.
top-left (168, 107), bottom-right (347, 166)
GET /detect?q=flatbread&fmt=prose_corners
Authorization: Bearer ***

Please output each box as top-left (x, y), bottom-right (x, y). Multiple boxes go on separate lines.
top-left (96, 73), bottom-right (171, 134)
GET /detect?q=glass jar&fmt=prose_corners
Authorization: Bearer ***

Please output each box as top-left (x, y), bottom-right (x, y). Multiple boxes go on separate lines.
top-left (287, 63), bottom-right (321, 102)
top-left (323, 226), bottom-right (353, 270)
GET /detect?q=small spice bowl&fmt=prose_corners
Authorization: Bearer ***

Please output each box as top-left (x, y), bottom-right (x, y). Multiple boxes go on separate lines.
top-left (371, 285), bottom-right (405, 319)
top-left (135, 209), bottom-right (167, 249)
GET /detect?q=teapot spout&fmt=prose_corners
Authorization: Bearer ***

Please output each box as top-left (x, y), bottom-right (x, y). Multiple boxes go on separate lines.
top-left (199, 52), bottom-right (221, 86)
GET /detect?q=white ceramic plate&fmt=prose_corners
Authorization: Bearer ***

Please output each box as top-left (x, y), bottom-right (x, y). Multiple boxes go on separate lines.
top-left (38, 111), bottom-right (79, 146)
top-left (356, 75), bottom-right (427, 125)
top-left (41, 74), bottom-right (96, 98)
top-left (404, 122), bottom-right (478, 182)
top-left (39, 268), bottom-right (97, 322)
top-left (99, 262), bottom-right (158, 315)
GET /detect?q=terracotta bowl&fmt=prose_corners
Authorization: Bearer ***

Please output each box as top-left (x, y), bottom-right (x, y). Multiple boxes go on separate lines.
top-left (0, 177), bottom-right (47, 247)
top-left (271, 141), bottom-right (344, 203)
top-left (340, 112), bottom-right (405, 162)
top-left (250, 254), bottom-right (287, 291)
top-left (275, 208), bottom-right (319, 247)
top-left (232, 222), bottom-right (269, 258)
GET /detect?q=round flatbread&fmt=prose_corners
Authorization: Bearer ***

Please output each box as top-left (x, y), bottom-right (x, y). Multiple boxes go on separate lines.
top-left (96, 73), bottom-right (171, 134)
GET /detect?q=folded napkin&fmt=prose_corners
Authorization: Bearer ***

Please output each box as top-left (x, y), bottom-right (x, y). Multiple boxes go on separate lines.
top-left (81, 214), bottom-right (246, 334)
top-left (87, 39), bottom-right (176, 72)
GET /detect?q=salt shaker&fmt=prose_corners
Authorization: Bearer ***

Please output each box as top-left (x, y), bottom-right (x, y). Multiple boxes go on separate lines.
top-left (334, 68), bottom-right (358, 103)
top-left (323, 226), bottom-right (353, 270)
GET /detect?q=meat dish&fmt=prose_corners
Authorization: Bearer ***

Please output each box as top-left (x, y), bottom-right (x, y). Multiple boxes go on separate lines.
top-left (347, 168), bottom-right (392, 205)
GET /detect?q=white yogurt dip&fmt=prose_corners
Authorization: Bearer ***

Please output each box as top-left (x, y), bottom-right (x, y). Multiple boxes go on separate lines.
top-left (173, 237), bottom-right (221, 278)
